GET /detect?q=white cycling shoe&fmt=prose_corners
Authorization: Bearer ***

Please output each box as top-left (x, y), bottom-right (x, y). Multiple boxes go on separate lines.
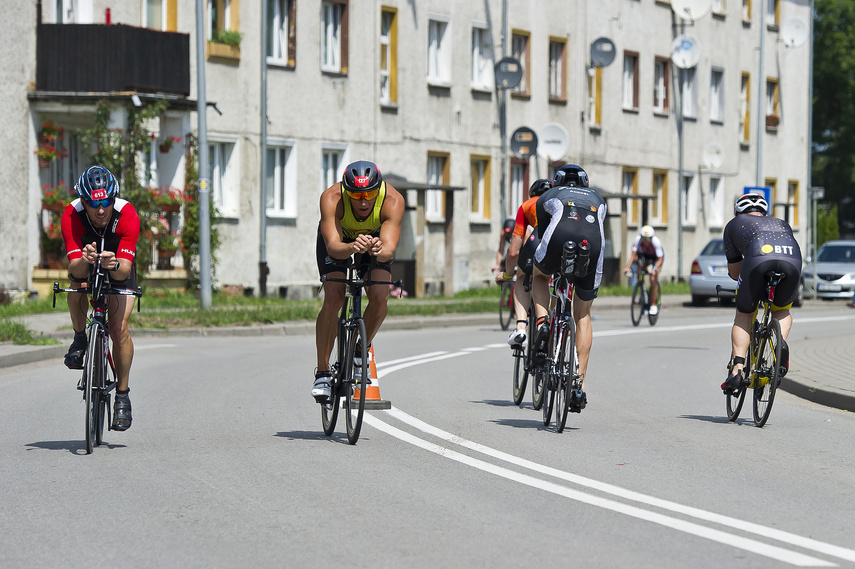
top-left (649, 305), bottom-right (659, 316)
top-left (507, 329), bottom-right (526, 346)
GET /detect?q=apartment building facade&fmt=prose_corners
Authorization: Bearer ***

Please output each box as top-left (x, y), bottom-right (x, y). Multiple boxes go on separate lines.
top-left (2, 0), bottom-right (811, 297)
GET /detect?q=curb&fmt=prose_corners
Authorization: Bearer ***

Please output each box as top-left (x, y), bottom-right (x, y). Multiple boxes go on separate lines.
top-left (779, 378), bottom-right (855, 414)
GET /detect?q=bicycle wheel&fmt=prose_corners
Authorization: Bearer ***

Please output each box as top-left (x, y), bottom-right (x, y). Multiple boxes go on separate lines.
top-left (321, 323), bottom-right (345, 436)
top-left (512, 344), bottom-right (528, 406)
top-left (542, 322), bottom-right (560, 427)
top-left (499, 282), bottom-right (514, 331)
top-left (753, 319), bottom-right (782, 427)
top-left (344, 319), bottom-right (369, 444)
top-left (630, 281), bottom-right (645, 326)
top-left (648, 296), bottom-right (660, 326)
top-left (726, 356), bottom-right (747, 422)
top-left (555, 320), bottom-right (576, 433)
top-left (83, 329), bottom-right (102, 454)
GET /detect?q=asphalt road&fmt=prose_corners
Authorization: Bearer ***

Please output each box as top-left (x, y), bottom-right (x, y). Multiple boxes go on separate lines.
top-left (2, 303), bottom-right (854, 568)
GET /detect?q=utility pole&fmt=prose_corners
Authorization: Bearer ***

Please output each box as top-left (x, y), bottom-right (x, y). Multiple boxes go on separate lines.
top-left (259, 0), bottom-right (269, 297)
top-left (195, 0), bottom-right (211, 309)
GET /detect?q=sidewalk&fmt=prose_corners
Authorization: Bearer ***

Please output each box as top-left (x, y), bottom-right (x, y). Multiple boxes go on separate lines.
top-left (2, 295), bottom-right (853, 413)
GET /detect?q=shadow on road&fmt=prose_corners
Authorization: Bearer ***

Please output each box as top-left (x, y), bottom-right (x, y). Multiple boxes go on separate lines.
top-left (275, 430), bottom-right (351, 443)
top-left (678, 414), bottom-right (753, 425)
top-left (470, 399), bottom-right (518, 408)
top-left (25, 440), bottom-right (127, 454)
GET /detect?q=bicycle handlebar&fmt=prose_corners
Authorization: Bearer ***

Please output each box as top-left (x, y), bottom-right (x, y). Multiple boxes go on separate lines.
top-left (319, 255), bottom-right (404, 289)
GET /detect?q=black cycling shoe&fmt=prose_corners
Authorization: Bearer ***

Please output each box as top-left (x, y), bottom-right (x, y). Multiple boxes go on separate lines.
top-left (569, 388), bottom-right (586, 413)
top-left (64, 333), bottom-right (87, 370)
top-left (112, 393), bottom-right (132, 431)
top-left (721, 371), bottom-right (744, 394)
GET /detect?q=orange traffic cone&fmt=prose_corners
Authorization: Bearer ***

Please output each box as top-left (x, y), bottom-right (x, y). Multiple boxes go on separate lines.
top-left (353, 345), bottom-right (391, 410)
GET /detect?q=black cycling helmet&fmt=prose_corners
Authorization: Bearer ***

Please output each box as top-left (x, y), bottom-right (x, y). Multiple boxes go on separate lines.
top-left (75, 165), bottom-right (119, 201)
top-left (552, 164), bottom-right (590, 188)
top-left (734, 193), bottom-right (768, 215)
top-left (502, 218), bottom-right (515, 234)
top-left (342, 160), bottom-right (383, 193)
top-left (529, 178), bottom-right (552, 198)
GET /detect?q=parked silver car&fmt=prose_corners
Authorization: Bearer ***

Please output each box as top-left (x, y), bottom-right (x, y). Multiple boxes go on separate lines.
top-left (689, 239), bottom-right (734, 306)
top-left (802, 240), bottom-right (855, 300)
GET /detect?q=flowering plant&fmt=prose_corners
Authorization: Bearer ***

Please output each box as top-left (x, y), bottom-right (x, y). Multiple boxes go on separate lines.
top-left (157, 233), bottom-right (179, 253)
top-left (39, 121), bottom-right (61, 141)
top-left (158, 135), bottom-right (182, 152)
top-left (42, 182), bottom-right (72, 206)
top-left (766, 114), bottom-right (780, 128)
top-left (35, 144), bottom-right (58, 162)
top-left (151, 186), bottom-right (184, 208)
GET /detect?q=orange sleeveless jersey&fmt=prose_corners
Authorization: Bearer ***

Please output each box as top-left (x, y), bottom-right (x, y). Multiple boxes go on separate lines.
top-left (512, 196), bottom-right (539, 238)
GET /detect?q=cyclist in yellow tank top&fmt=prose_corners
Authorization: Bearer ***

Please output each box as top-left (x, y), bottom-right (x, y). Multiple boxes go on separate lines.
top-left (312, 161), bottom-right (405, 401)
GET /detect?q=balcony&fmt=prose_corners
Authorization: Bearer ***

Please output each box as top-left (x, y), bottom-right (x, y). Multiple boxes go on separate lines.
top-left (36, 24), bottom-right (190, 96)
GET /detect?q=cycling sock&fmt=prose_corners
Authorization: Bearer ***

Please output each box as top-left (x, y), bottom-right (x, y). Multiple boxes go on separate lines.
top-left (71, 330), bottom-right (87, 347)
top-left (535, 315), bottom-right (549, 328)
top-left (116, 388), bottom-right (129, 396)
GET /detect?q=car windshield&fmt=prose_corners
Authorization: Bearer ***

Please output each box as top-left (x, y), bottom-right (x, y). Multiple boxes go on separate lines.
top-left (817, 245), bottom-right (855, 263)
top-left (700, 240), bottom-right (726, 256)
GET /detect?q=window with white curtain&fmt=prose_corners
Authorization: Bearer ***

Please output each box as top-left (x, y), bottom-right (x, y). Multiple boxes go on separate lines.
top-left (267, 0), bottom-right (291, 65)
top-left (623, 52), bottom-right (638, 110)
top-left (266, 144), bottom-right (297, 217)
top-left (207, 0), bottom-right (233, 39)
top-left (209, 141), bottom-right (238, 217)
top-left (428, 17), bottom-right (451, 85)
top-left (682, 174), bottom-right (698, 225)
top-left (380, 10), bottom-right (396, 105)
top-left (710, 68), bottom-right (725, 122)
top-left (144, 0), bottom-right (166, 30)
top-left (712, 0), bottom-right (725, 15)
top-left (53, 0), bottom-right (93, 23)
top-left (426, 155), bottom-right (446, 221)
top-left (622, 169), bottom-right (638, 223)
top-left (511, 32), bottom-right (530, 95)
top-left (470, 157), bottom-right (490, 220)
top-left (321, 147), bottom-right (345, 192)
top-left (548, 39), bottom-right (566, 100)
top-left (321, 1), bottom-right (343, 72)
top-left (654, 58), bottom-right (669, 114)
top-left (471, 25), bottom-right (494, 90)
top-left (708, 176), bottom-right (724, 227)
top-left (766, 0), bottom-right (778, 26)
top-left (509, 162), bottom-right (526, 214)
top-left (682, 67), bottom-right (698, 118)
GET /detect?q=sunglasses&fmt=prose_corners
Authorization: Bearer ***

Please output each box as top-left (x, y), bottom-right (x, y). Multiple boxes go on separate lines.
top-left (87, 198), bottom-right (114, 208)
top-left (345, 189), bottom-right (379, 201)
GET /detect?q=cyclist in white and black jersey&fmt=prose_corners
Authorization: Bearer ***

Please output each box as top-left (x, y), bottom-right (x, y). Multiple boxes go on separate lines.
top-left (623, 225), bottom-right (665, 315)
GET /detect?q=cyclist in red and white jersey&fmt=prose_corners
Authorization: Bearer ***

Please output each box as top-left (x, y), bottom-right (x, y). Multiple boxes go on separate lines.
top-left (623, 225), bottom-right (664, 315)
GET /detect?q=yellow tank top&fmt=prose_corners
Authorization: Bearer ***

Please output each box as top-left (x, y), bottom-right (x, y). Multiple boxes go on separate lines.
top-left (340, 181), bottom-right (386, 240)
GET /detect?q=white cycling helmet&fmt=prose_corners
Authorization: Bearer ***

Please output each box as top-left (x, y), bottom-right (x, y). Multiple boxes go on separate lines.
top-left (640, 225), bottom-right (655, 239)
top-left (734, 193), bottom-right (768, 215)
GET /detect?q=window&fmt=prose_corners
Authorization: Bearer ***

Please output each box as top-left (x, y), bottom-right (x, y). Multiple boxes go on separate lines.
top-left (428, 17), bottom-right (451, 86)
top-left (622, 168), bottom-right (639, 224)
top-left (654, 58), bottom-right (670, 114)
top-left (652, 170), bottom-right (669, 224)
top-left (208, 0), bottom-right (239, 40)
top-left (471, 25), bottom-right (494, 91)
top-left (426, 153), bottom-right (449, 220)
top-left (380, 8), bottom-right (397, 106)
top-left (209, 141), bottom-right (238, 218)
top-left (787, 180), bottom-right (799, 227)
top-left (266, 143), bottom-right (297, 217)
top-left (511, 31), bottom-right (530, 96)
top-left (681, 174), bottom-right (698, 225)
top-left (509, 160), bottom-right (527, 214)
top-left (712, 0), bottom-right (725, 15)
top-left (743, 0), bottom-right (751, 22)
top-left (548, 37), bottom-right (567, 101)
top-left (144, 0), bottom-right (175, 31)
top-left (321, 0), bottom-right (348, 74)
top-left (588, 67), bottom-right (602, 127)
top-left (765, 78), bottom-right (780, 129)
top-left (267, 0), bottom-right (295, 67)
top-left (470, 155), bottom-right (491, 221)
top-left (321, 146), bottom-right (346, 192)
top-left (765, 177), bottom-right (778, 217)
top-left (623, 52), bottom-right (639, 111)
top-left (710, 68), bottom-right (725, 123)
top-left (708, 175), bottom-right (724, 227)
top-left (682, 67), bottom-right (698, 118)
top-left (52, 0), bottom-right (92, 23)
top-left (765, 0), bottom-right (778, 27)
top-left (740, 72), bottom-right (751, 143)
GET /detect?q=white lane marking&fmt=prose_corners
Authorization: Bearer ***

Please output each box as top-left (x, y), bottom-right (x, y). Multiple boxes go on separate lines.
top-left (461, 347), bottom-right (489, 352)
top-left (593, 314), bottom-right (855, 338)
top-left (376, 352), bottom-right (449, 368)
top-left (376, 352), bottom-right (468, 378)
top-left (384, 407), bottom-right (855, 564)
top-left (363, 413), bottom-right (835, 567)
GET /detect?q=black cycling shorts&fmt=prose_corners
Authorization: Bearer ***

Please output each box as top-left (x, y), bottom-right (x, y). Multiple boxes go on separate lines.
top-left (316, 226), bottom-right (392, 279)
top-left (516, 234), bottom-right (538, 276)
top-left (534, 222), bottom-right (603, 301)
top-left (735, 258), bottom-right (801, 313)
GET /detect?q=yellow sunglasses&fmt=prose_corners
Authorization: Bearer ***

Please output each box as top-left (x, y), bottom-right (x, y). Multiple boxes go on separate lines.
top-left (345, 189), bottom-right (379, 200)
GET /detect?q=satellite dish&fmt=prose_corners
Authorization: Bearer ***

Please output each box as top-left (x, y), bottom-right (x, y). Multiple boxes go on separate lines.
top-left (590, 37), bottom-right (616, 68)
top-left (510, 127), bottom-right (538, 159)
top-left (671, 0), bottom-right (711, 21)
top-left (670, 35), bottom-right (702, 69)
top-left (702, 144), bottom-right (724, 170)
top-left (781, 18), bottom-right (809, 48)
top-left (494, 57), bottom-right (523, 89)
top-left (537, 123), bottom-right (569, 161)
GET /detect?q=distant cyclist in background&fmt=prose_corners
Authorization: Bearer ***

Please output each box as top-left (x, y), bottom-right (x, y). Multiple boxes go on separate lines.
top-left (623, 225), bottom-right (664, 316)
top-left (492, 218), bottom-right (517, 273)
top-left (496, 178), bottom-right (551, 346)
top-left (530, 165), bottom-right (607, 408)
top-left (721, 193), bottom-right (802, 392)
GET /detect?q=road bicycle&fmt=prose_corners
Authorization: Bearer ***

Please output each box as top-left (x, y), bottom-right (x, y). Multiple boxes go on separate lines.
top-left (53, 239), bottom-right (142, 454)
top-left (319, 257), bottom-right (402, 444)
top-left (717, 271), bottom-right (785, 427)
top-left (510, 273), bottom-right (545, 409)
top-left (630, 262), bottom-right (660, 327)
top-left (499, 280), bottom-right (514, 331)
top-left (537, 245), bottom-right (585, 433)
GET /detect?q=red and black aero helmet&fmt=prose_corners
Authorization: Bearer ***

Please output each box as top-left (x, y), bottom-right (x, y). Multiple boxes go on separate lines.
top-left (75, 165), bottom-right (119, 201)
top-left (342, 160), bottom-right (383, 193)
top-left (552, 164), bottom-right (590, 188)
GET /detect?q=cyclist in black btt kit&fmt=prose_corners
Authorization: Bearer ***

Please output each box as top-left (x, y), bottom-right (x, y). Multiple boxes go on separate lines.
top-left (721, 193), bottom-right (802, 392)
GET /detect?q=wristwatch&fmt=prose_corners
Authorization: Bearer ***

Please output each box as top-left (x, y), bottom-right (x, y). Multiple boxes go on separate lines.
top-left (112, 260), bottom-right (120, 271)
